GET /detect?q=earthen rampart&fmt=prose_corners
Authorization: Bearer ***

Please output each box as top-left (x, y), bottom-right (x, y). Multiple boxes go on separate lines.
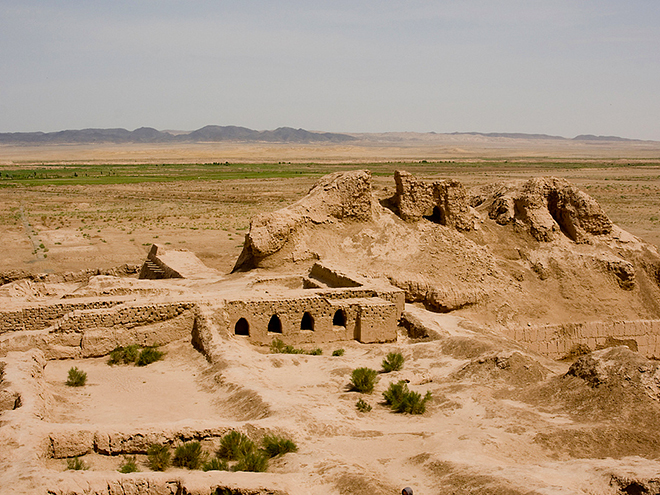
top-left (506, 319), bottom-right (660, 359)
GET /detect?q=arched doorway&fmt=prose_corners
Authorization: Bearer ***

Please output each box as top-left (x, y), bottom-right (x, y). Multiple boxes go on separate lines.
top-left (268, 314), bottom-right (282, 333)
top-left (234, 318), bottom-right (249, 336)
top-left (301, 312), bottom-right (314, 331)
top-left (333, 309), bottom-right (346, 327)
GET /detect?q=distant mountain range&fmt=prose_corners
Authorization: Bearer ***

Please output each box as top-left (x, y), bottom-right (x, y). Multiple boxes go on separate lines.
top-left (0, 126), bottom-right (643, 144)
top-left (452, 132), bottom-right (639, 142)
top-left (0, 125), bottom-right (357, 144)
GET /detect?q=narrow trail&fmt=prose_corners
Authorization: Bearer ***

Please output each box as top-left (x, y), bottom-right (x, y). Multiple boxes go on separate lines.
top-left (19, 203), bottom-right (46, 261)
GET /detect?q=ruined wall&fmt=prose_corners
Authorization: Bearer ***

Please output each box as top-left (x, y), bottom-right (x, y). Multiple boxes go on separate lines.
top-left (506, 320), bottom-right (660, 359)
top-left (220, 294), bottom-right (398, 345)
top-left (0, 302), bottom-right (196, 359)
top-left (0, 301), bottom-right (122, 334)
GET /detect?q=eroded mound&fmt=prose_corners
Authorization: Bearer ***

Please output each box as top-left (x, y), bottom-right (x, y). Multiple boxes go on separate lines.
top-left (235, 170), bottom-right (660, 328)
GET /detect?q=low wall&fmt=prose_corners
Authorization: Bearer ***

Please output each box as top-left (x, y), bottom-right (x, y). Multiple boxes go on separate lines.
top-left (506, 320), bottom-right (660, 359)
top-left (0, 301), bottom-right (123, 334)
top-left (0, 303), bottom-right (197, 359)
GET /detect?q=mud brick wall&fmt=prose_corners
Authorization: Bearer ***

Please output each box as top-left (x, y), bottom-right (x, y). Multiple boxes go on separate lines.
top-left (506, 319), bottom-right (660, 359)
top-left (222, 296), bottom-right (357, 345)
top-left (221, 295), bottom-right (398, 345)
top-left (318, 287), bottom-right (405, 314)
top-left (0, 301), bottom-right (122, 334)
top-left (55, 303), bottom-right (195, 333)
top-left (355, 300), bottom-right (398, 343)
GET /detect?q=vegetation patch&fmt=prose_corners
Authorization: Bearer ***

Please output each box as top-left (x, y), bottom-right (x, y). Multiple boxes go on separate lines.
top-left (383, 380), bottom-right (432, 414)
top-left (118, 455), bottom-right (139, 473)
top-left (65, 367), bottom-right (87, 387)
top-left (147, 443), bottom-right (171, 471)
top-left (173, 441), bottom-right (206, 470)
top-left (262, 434), bottom-right (298, 458)
top-left (356, 398), bottom-right (372, 413)
top-left (270, 338), bottom-right (323, 355)
top-left (332, 349), bottom-right (345, 357)
top-left (66, 457), bottom-right (88, 470)
top-left (382, 352), bottom-right (405, 372)
top-left (108, 345), bottom-right (164, 366)
top-left (350, 367), bottom-right (378, 394)
top-left (217, 431), bottom-right (256, 461)
top-left (232, 451), bottom-right (269, 472)
top-left (202, 458), bottom-right (229, 472)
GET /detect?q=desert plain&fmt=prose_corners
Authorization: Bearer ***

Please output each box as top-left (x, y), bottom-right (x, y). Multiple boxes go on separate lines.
top-left (2, 134), bottom-right (660, 495)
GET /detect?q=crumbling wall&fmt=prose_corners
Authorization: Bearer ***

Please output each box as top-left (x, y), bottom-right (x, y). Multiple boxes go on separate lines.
top-left (0, 303), bottom-right (196, 359)
top-left (0, 301), bottom-right (122, 334)
top-left (221, 294), bottom-right (398, 345)
top-left (506, 320), bottom-right (660, 359)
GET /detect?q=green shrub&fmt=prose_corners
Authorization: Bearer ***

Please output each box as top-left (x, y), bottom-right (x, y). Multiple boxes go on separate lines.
top-left (66, 456), bottom-right (88, 470)
top-left (262, 434), bottom-right (298, 458)
top-left (356, 398), bottom-right (372, 413)
top-left (107, 344), bottom-right (142, 365)
top-left (217, 431), bottom-right (256, 461)
top-left (270, 338), bottom-right (304, 354)
top-left (173, 441), bottom-right (206, 470)
top-left (307, 348), bottom-right (322, 356)
top-left (147, 444), bottom-right (171, 471)
top-left (383, 381), bottom-right (431, 414)
top-left (118, 455), bottom-right (139, 473)
top-left (202, 458), bottom-right (229, 471)
top-left (332, 349), bottom-right (345, 357)
top-left (382, 352), bottom-right (405, 373)
top-left (66, 367), bottom-right (87, 387)
top-left (232, 451), bottom-right (268, 472)
top-left (349, 367), bottom-right (378, 394)
top-left (136, 346), bottom-right (164, 366)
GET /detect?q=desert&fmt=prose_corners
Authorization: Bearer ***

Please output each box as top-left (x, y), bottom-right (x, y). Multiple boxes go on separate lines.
top-left (2, 134), bottom-right (660, 495)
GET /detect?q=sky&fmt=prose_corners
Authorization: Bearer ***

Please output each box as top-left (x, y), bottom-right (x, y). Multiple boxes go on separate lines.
top-left (1, 0), bottom-right (659, 139)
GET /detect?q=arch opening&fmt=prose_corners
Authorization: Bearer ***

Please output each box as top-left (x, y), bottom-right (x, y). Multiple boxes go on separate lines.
top-left (235, 317), bottom-right (250, 336)
top-left (333, 309), bottom-right (346, 327)
top-left (301, 312), bottom-right (314, 331)
top-left (268, 314), bottom-right (282, 334)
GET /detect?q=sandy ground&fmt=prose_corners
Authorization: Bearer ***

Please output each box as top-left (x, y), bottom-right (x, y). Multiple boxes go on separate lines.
top-left (2, 139), bottom-right (660, 494)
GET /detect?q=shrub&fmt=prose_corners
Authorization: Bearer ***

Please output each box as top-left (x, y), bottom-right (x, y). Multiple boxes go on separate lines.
top-left (332, 349), bottom-right (345, 357)
top-left (382, 352), bottom-right (405, 373)
top-left (173, 441), bottom-right (206, 470)
top-left (107, 344), bottom-right (140, 365)
top-left (356, 398), bottom-right (372, 413)
top-left (66, 367), bottom-right (87, 387)
top-left (307, 348), bottom-right (322, 356)
top-left (136, 346), bottom-right (164, 366)
top-left (383, 380), bottom-right (432, 414)
top-left (202, 458), bottom-right (229, 471)
top-left (349, 367), bottom-right (378, 394)
top-left (217, 431), bottom-right (256, 461)
top-left (262, 434), bottom-right (298, 458)
top-left (147, 443), bottom-right (171, 471)
top-left (232, 451), bottom-right (268, 472)
top-left (66, 456), bottom-right (88, 470)
top-left (118, 455), bottom-right (139, 473)
top-left (270, 338), bottom-right (304, 354)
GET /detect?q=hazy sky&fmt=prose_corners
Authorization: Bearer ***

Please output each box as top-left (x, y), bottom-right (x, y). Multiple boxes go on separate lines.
top-left (1, 1), bottom-right (659, 139)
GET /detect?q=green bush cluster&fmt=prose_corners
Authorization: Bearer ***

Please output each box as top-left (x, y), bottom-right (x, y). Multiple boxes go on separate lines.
top-left (382, 352), bottom-right (405, 373)
top-left (356, 398), bottom-right (372, 413)
top-left (118, 455), bottom-right (139, 473)
top-left (270, 338), bottom-right (322, 356)
top-left (108, 345), bottom-right (164, 366)
top-left (332, 349), bottom-right (345, 357)
top-left (147, 444), bottom-right (171, 471)
top-left (65, 367), bottom-right (87, 387)
top-left (66, 457), bottom-right (88, 470)
top-left (173, 441), bottom-right (206, 470)
top-left (349, 367), bottom-right (378, 393)
top-left (143, 431), bottom-right (297, 474)
top-left (383, 381), bottom-right (432, 414)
